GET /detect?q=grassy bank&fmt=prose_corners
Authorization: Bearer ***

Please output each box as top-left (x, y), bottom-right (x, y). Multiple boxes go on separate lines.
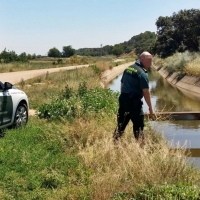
top-left (154, 51), bottom-right (200, 77)
top-left (0, 57), bottom-right (200, 199)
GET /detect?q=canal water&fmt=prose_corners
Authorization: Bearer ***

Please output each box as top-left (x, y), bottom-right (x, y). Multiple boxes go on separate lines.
top-left (108, 68), bottom-right (200, 167)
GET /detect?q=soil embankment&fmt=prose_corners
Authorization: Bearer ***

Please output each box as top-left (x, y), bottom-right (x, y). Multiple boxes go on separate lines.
top-left (100, 62), bottom-right (133, 87)
top-left (153, 65), bottom-right (200, 100)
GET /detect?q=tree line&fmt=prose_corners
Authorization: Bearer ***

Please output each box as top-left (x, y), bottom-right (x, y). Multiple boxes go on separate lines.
top-left (47, 31), bottom-right (157, 58)
top-left (1, 8), bottom-right (200, 63)
top-left (0, 49), bottom-right (38, 63)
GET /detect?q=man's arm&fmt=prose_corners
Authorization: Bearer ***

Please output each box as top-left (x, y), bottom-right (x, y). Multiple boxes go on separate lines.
top-left (142, 88), bottom-right (153, 114)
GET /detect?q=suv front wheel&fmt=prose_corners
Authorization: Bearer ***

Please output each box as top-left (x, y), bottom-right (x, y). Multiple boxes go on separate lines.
top-left (13, 103), bottom-right (28, 128)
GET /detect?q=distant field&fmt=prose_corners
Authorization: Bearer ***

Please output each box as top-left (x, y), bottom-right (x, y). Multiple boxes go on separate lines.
top-left (30, 60), bottom-right (54, 63)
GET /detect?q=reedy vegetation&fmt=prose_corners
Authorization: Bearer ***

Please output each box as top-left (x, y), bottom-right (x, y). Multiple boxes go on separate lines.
top-left (154, 51), bottom-right (200, 77)
top-left (0, 56), bottom-right (200, 199)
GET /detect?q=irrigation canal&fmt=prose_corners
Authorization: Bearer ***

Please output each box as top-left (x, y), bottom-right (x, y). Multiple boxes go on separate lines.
top-left (108, 68), bottom-right (200, 168)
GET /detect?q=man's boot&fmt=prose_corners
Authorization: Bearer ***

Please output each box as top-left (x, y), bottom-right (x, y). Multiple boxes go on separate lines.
top-left (113, 128), bottom-right (123, 143)
top-left (134, 129), bottom-right (145, 147)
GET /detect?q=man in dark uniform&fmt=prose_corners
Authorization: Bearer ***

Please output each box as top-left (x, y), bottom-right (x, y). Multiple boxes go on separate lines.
top-left (113, 51), bottom-right (154, 141)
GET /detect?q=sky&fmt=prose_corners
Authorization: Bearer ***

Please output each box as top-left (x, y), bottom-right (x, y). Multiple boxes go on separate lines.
top-left (1, 0), bottom-right (200, 56)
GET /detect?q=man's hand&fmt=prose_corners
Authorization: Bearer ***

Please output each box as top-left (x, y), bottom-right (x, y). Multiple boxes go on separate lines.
top-left (143, 88), bottom-right (154, 115)
top-left (149, 107), bottom-right (154, 115)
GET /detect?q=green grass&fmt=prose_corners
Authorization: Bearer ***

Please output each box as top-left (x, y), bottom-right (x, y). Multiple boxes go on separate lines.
top-left (0, 118), bottom-right (91, 199)
top-left (0, 55), bottom-right (200, 199)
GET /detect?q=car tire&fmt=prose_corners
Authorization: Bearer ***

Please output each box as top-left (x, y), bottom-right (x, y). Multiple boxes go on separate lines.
top-left (13, 103), bottom-right (28, 128)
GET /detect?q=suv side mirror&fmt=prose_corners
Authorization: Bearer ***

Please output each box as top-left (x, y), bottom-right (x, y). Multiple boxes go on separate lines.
top-left (4, 82), bottom-right (13, 90)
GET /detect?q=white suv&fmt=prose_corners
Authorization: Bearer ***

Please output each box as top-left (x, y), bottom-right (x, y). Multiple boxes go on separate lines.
top-left (0, 81), bottom-right (29, 129)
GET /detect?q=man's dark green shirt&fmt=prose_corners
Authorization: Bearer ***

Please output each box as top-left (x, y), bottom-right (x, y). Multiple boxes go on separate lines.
top-left (120, 61), bottom-right (149, 98)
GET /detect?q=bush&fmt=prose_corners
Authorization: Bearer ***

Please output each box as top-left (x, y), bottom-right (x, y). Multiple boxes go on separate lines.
top-left (133, 184), bottom-right (200, 200)
top-left (89, 64), bottom-right (101, 75)
top-left (37, 84), bottom-right (119, 120)
top-left (112, 184), bottom-right (200, 200)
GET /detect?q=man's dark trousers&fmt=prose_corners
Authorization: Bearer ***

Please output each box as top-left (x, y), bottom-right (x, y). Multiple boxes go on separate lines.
top-left (116, 93), bottom-right (144, 139)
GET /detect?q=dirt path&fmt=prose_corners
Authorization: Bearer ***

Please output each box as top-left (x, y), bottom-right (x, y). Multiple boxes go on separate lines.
top-left (0, 62), bottom-right (132, 116)
top-left (0, 64), bottom-right (89, 84)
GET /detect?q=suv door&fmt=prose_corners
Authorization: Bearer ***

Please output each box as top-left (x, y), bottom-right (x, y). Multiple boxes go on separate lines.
top-left (0, 85), bottom-right (13, 126)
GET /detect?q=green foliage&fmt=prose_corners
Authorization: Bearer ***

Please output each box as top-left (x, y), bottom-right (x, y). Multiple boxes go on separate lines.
top-left (112, 184), bottom-right (200, 200)
top-left (62, 45), bottom-right (76, 57)
top-left (161, 51), bottom-right (191, 77)
top-left (127, 31), bottom-right (157, 55)
top-left (0, 49), bottom-right (30, 63)
top-left (78, 81), bottom-right (87, 97)
top-left (81, 57), bottom-right (89, 64)
top-left (153, 9), bottom-right (200, 58)
top-left (76, 47), bottom-right (108, 56)
top-left (19, 78), bottom-right (25, 89)
top-left (89, 64), bottom-right (101, 75)
top-left (133, 184), bottom-right (200, 200)
top-left (112, 44), bottom-right (124, 56)
top-left (48, 47), bottom-right (61, 58)
top-left (0, 49), bottom-right (18, 63)
top-left (76, 31), bottom-right (156, 57)
top-left (57, 58), bottom-right (63, 64)
top-left (61, 84), bottom-right (74, 99)
top-left (0, 122), bottom-right (91, 199)
top-left (45, 71), bottom-right (49, 80)
top-left (38, 84), bottom-right (119, 120)
top-left (18, 52), bottom-right (29, 62)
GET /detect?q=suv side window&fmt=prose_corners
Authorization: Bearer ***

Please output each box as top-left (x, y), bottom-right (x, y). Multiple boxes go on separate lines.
top-left (0, 82), bottom-right (4, 90)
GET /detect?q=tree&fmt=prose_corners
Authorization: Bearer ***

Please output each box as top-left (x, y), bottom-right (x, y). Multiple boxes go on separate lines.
top-left (153, 16), bottom-right (178, 58)
top-left (18, 52), bottom-right (28, 62)
top-left (0, 49), bottom-right (18, 63)
top-left (75, 31), bottom-right (156, 57)
top-left (48, 47), bottom-right (61, 58)
top-left (153, 9), bottom-right (200, 58)
top-left (27, 54), bottom-right (32, 60)
top-left (32, 53), bottom-right (37, 59)
top-left (172, 9), bottom-right (200, 52)
top-left (112, 44), bottom-right (123, 56)
top-left (62, 46), bottom-right (75, 58)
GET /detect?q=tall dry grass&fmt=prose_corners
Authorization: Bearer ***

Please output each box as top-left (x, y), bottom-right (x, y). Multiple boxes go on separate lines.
top-left (22, 67), bottom-right (101, 109)
top-left (154, 51), bottom-right (200, 77)
top-left (0, 62), bottom-right (60, 72)
top-left (63, 114), bottom-right (199, 200)
top-left (185, 57), bottom-right (200, 76)
top-left (95, 61), bottom-right (114, 72)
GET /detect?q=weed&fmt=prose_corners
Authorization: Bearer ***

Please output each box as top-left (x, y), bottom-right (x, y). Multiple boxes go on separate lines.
top-left (45, 71), bottom-right (49, 80)
top-left (19, 78), bottom-right (25, 88)
top-left (89, 64), bottom-right (101, 75)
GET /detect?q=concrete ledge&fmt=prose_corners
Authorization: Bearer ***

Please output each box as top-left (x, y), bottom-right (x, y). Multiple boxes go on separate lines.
top-left (154, 66), bottom-right (200, 98)
top-left (101, 62), bottom-right (133, 87)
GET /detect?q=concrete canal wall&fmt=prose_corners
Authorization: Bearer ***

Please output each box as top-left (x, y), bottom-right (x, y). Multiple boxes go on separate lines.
top-left (101, 62), bottom-right (200, 100)
top-left (153, 65), bottom-right (200, 100)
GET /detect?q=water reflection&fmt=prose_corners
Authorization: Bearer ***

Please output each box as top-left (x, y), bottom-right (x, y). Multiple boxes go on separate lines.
top-left (150, 70), bottom-right (200, 112)
top-left (108, 68), bottom-right (200, 148)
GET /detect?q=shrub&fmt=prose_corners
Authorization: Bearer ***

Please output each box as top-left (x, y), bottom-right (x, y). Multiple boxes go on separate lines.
top-left (133, 184), bottom-right (200, 200)
top-left (89, 64), bottom-right (101, 75)
top-left (37, 84), bottom-right (119, 120)
top-left (19, 78), bottom-right (25, 89)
